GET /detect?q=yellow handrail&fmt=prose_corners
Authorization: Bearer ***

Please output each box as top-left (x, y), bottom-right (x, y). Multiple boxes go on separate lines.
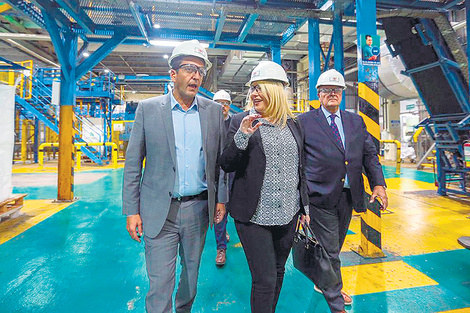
top-left (412, 127), bottom-right (424, 142)
top-left (380, 140), bottom-right (401, 174)
top-left (38, 142), bottom-right (118, 170)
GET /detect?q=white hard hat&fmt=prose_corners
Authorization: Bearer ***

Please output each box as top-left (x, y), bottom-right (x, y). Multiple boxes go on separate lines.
top-left (248, 60), bottom-right (289, 85)
top-left (316, 69), bottom-right (346, 89)
top-left (213, 90), bottom-right (231, 103)
top-left (168, 39), bottom-right (212, 70)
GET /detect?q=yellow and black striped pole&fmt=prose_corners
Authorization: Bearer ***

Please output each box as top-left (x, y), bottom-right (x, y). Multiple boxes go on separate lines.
top-left (357, 82), bottom-right (385, 258)
top-left (356, 0), bottom-right (385, 259)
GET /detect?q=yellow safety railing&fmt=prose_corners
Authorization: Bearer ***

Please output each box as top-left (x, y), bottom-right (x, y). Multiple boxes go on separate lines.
top-left (381, 140), bottom-right (401, 174)
top-left (38, 142), bottom-right (118, 170)
top-left (291, 99), bottom-right (321, 114)
top-left (412, 127), bottom-right (424, 142)
top-left (0, 60), bottom-right (33, 99)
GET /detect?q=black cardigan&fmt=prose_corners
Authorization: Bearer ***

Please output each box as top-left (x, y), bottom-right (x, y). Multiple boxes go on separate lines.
top-left (219, 111), bottom-right (309, 223)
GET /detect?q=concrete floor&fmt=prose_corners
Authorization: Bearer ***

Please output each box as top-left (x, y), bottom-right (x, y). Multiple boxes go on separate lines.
top-left (0, 165), bottom-right (469, 312)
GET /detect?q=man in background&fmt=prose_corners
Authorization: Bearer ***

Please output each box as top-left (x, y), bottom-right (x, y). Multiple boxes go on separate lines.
top-left (212, 89), bottom-right (232, 267)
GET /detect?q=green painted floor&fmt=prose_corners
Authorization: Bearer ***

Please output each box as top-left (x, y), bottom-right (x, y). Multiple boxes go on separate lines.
top-left (0, 166), bottom-right (469, 312)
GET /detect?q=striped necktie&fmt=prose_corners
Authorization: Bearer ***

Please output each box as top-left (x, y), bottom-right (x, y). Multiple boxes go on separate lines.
top-left (329, 114), bottom-right (343, 148)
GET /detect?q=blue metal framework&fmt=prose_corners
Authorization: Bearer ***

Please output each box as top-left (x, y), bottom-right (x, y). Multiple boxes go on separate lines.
top-left (0, 56), bottom-right (28, 70)
top-left (383, 12), bottom-right (470, 196)
top-left (14, 67), bottom-right (124, 165)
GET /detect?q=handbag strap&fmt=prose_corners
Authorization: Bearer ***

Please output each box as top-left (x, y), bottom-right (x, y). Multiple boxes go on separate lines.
top-left (296, 217), bottom-right (320, 245)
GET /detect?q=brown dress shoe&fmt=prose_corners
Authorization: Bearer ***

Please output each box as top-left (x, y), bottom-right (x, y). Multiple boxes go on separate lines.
top-left (215, 249), bottom-right (226, 267)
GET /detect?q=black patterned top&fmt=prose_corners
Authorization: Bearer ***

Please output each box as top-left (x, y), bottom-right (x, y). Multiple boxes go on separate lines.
top-left (233, 111), bottom-right (303, 226)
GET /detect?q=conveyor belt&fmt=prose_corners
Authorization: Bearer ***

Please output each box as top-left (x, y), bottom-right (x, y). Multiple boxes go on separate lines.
top-left (382, 17), bottom-right (469, 117)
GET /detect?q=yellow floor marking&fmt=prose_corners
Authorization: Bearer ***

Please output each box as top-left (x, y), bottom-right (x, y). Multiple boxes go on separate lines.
top-left (342, 260), bottom-right (438, 296)
top-left (439, 309), bottom-right (470, 313)
top-left (343, 177), bottom-right (470, 255)
top-left (0, 200), bottom-right (72, 245)
top-left (385, 177), bottom-right (436, 191)
top-left (12, 162), bottom-right (124, 174)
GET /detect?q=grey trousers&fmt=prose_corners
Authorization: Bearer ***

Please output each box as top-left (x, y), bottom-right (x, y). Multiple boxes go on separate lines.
top-left (309, 189), bottom-right (353, 313)
top-left (144, 199), bottom-right (209, 313)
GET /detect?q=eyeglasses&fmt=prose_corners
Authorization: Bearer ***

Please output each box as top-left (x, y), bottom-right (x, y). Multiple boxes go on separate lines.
top-left (318, 87), bottom-right (343, 95)
top-left (175, 64), bottom-right (207, 77)
top-left (249, 85), bottom-right (262, 94)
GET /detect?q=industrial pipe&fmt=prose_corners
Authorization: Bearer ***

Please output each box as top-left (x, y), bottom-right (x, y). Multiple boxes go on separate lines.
top-left (38, 142), bottom-right (118, 170)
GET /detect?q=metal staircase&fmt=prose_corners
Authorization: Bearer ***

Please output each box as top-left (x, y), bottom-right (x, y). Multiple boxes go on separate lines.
top-left (382, 15), bottom-right (470, 196)
top-left (15, 69), bottom-right (107, 165)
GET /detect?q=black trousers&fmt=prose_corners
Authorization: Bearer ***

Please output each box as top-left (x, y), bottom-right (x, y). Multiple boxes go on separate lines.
top-left (235, 215), bottom-right (297, 313)
top-left (309, 189), bottom-right (353, 313)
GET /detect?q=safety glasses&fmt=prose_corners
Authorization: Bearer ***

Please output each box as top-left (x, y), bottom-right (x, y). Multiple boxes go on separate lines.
top-left (318, 87), bottom-right (343, 95)
top-left (176, 64), bottom-right (207, 77)
top-left (249, 85), bottom-right (262, 94)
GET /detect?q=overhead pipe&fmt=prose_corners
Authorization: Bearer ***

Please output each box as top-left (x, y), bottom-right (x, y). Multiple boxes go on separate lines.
top-left (3, 39), bottom-right (59, 67)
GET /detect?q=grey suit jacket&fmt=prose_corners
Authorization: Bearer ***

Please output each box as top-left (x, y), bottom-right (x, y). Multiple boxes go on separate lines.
top-left (122, 93), bottom-right (227, 238)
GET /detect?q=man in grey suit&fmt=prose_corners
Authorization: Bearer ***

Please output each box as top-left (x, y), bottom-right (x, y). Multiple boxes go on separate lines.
top-left (122, 39), bottom-right (226, 313)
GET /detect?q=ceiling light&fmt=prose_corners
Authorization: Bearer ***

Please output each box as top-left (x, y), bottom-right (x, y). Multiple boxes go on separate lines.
top-left (149, 39), bottom-right (209, 48)
top-left (320, 0), bottom-right (333, 11)
top-left (163, 54), bottom-right (169, 59)
top-left (82, 52), bottom-right (90, 57)
top-left (153, 24), bottom-right (161, 29)
top-left (104, 69), bottom-right (110, 73)
top-left (132, 91), bottom-right (136, 94)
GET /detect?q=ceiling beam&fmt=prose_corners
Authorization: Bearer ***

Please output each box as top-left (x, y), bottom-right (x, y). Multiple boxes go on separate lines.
top-left (237, 14), bottom-right (259, 43)
top-left (55, 0), bottom-right (95, 33)
top-left (213, 8), bottom-right (226, 44)
top-left (129, 1), bottom-right (150, 42)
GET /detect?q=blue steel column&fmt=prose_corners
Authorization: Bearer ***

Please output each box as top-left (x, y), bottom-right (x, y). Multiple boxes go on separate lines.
top-left (333, 3), bottom-right (345, 109)
top-left (356, 0), bottom-right (379, 86)
top-left (59, 33), bottom-right (78, 200)
top-left (308, 18), bottom-right (321, 103)
top-left (467, 0), bottom-right (470, 92)
top-left (271, 44), bottom-right (281, 65)
top-left (42, 11), bottom-right (78, 200)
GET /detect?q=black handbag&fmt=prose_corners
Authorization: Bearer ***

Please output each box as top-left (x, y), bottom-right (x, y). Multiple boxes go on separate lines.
top-left (292, 219), bottom-right (339, 290)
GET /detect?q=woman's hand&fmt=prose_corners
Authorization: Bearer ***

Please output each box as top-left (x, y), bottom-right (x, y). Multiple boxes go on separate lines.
top-left (300, 214), bottom-right (310, 225)
top-left (240, 113), bottom-right (262, 134)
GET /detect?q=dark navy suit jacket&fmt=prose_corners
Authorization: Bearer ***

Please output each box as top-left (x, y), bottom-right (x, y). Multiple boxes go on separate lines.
top-left (298, 108), bottom-right (385, 213)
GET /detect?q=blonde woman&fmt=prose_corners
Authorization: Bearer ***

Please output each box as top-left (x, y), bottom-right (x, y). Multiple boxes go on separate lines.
top-left (220, 61), bottom-right (310, 313)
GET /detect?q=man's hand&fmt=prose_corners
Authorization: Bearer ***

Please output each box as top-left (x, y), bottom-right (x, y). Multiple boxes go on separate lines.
top-left (214, 203), bottom-right (226, 224)
top-left (126, 214), bottom-right (143, 243)
top-left (370, 186), bottom-right (388, 210)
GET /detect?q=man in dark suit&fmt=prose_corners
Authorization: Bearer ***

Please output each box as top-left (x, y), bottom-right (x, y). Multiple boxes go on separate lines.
top-left (298, 69), bottom-right (388, 313)
top-left (123, 40), bottom-right (226, 313)
top-left (212, 89), bottom-right (232, 267)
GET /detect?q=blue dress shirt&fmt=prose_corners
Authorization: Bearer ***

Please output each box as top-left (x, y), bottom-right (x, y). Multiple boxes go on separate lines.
top-left (171, 92), bottom-right (207, 197)
top-left (321, 105), bottom-right (350, 188)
